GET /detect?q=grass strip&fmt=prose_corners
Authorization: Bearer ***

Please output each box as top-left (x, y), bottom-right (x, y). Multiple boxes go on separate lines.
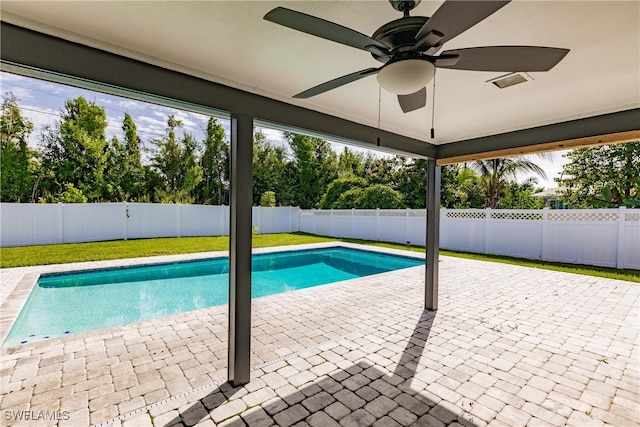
top-left (1, 232), bottom-right (638, 283)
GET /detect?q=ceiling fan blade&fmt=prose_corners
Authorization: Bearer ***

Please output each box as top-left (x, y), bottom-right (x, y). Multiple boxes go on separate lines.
top-left (397, 87), bottom-right (427, 113)
top-left (416, 1), bottom-right (510, 49)
top-left (436, 46), bottom-right (570, 71)
top-left (293, 68), bottom-right (380, 99)
top-left (264, 7), bottom-right (391, 57)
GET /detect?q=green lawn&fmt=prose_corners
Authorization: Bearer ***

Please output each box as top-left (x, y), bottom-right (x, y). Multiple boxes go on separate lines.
top-left (1, 232), bottom-right (638, 283)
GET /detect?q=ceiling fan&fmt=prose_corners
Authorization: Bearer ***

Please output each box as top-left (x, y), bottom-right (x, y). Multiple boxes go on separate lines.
top-left (264, 0), bottom-right (569, 113)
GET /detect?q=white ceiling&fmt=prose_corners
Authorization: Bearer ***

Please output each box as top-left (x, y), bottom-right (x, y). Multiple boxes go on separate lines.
top-left (2, 1), bottom-right (639, 145)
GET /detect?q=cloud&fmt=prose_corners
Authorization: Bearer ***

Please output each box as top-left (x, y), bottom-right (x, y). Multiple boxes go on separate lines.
top-left (105, 115), bottom-right (124, 141)
top-left (2, 85), bottom-right (34, 101)
top-left (258, 127), bottom-right (288, 149)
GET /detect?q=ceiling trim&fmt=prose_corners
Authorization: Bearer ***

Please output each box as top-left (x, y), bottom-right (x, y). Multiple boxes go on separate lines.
top-left (437, 108), bottom-right (640, 165)
top-left (437, 129), bottom-right (640, 166)
top-left (0, 22), bottom-right (436, 158)
top-left (2, 22), bottom-right (638, 166)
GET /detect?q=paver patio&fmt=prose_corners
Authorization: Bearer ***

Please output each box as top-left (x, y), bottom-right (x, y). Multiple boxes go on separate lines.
top-left (0, 243), bottom-right (638, 426)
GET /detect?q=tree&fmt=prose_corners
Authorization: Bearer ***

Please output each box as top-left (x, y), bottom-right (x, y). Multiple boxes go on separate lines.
top-left (39, 96), bottom-right (109, 202)
top-left (286, 132), bottom-right (338, 208)
top-left (337, 147), bottom-right (364, 178)
top-left (356, 184), bottom-right (405, 209)
top-left (395, 158), bottom-right (427, 208)
top-left (500, 177), bottom-right (545, 209)
top-left (197, 117), bottom-right (229, 205)
top-left (470, 157), bottom-right (548, 208)
top-left (557, 143), bottom-right (640, 208)
top-left (0, 93), bottom-right (37, 202)
top-left (56, 183), bottom-right (88, 203)
top-left (102, 136), bottom-right (127, 201)
top-left (252, 131), bottom-right (293, 206)
top-left (120, 113), bottom-right (146, 200)
top-left (319, 177), bottom-right (367, 208)
top-left (151, 115), bottom-right (203, 203)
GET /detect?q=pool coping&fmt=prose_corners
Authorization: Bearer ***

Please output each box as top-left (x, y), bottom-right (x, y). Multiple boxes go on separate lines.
top-left (0, 242), bottom-right (425, 349)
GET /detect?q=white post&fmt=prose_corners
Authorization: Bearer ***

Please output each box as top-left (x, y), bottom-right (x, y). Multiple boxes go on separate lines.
top-left (541, 208), bottom-right (549, 261)
top-left (57, 202), bottom-right (64, 244)
top-left (376, 208), bottom-right (380, 241)
top-left (616, 206), bottom-right (626, 269)
top-left (405, 208), bottom-right (410, 246)
top-left (351, 208), bottom-right (355, 239)
top-left (484, 208), bottom-right (491, 254)
top-left (124, 202), bottom-right (129, 241)
top-left (255, 206), bottom-right (261, 234)
top-left (221, 205), bottom-right (226, 236)
top-left (440, 208), bottom-right (446, 249)
top-left (177, 203), bottom-right (182, 238)
top-left (330, 209), bottom-right (334, 237)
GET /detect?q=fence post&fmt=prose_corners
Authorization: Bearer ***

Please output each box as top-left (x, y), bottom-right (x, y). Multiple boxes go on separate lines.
top-left (330, 209), bottom-right (334, 237)
top-left (616, 206), bottom-right (626, 269)
top-left (405, 208), bottom-right (410, 246)
top-left (484, 208), bottom-right (491, 254)
top-left (220, 205), bottom-right (226, 236)
top-left (177, 203), bottom-right (182, 238)
top-left (375, 208), bottom-right (380, 241)
top-left (57, 202), bottom-right (64, 244)
top-left (255, 206), bottom-right (261, 234)
top-left (541, 208), bottom-right (549, 261)
top-left (351, 208), bottom-right (355, 238)
top-left (124, 201), bottom-right (129, 241)
top-left (440, 208), bottom-right (446, 249)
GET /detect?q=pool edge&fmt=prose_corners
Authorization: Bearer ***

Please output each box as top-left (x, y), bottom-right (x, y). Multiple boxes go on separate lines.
top-left (0, 242), bottom-right (425, 349)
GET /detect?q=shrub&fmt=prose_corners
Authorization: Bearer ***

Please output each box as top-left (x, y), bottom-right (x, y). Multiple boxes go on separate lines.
top-left (260, 191), bottom-right (276, 207)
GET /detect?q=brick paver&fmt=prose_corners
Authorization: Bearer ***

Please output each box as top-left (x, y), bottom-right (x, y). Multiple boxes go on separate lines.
top-left (1, 243), bottom-right (638, 426)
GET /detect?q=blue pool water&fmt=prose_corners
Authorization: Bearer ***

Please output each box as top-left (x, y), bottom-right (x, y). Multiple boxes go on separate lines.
top-left (4, 247), bottom-right (422, 347)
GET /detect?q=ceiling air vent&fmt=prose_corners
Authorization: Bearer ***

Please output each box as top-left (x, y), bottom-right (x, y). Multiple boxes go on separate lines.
top-left (486, 72), bottom-right (533, 89)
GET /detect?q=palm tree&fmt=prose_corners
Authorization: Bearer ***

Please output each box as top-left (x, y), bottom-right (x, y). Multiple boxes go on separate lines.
top-left (469, 156), bottom-right (548, 208)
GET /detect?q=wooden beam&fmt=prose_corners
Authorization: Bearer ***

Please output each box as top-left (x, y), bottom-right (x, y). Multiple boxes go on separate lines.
top-left (436, 130), bottom-right (640, 165)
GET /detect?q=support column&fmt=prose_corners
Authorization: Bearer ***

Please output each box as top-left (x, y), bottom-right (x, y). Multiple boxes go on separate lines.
top-left (228, 114), bottom-right (253, 386)
top-left (425, 159), bottom-right (441, 311)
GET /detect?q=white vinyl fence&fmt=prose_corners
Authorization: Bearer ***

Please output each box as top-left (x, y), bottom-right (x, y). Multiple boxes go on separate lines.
top-left (299, 208), bottom-right (640, 270)
top-left (0, 203), bottom-right (299, 247)
top-left (1, 204), bottom-right (638, 270)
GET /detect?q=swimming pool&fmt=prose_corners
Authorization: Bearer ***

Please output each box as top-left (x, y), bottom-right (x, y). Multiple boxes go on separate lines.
top-left (4, 247), bottom-right (422, 347)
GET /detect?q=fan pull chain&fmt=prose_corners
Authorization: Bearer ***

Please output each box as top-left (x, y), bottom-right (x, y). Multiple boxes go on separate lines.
top-left (431, 68), bottom-right (436, 139)
top-left (377, 84), bottom-right (382, 146)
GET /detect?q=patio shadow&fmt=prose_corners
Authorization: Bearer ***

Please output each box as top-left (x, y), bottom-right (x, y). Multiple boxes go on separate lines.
top-left (161, 309), bottom-right (480, 426)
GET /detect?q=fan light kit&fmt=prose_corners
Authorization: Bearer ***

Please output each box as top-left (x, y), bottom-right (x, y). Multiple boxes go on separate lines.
top-left (377, 59), bottom-right (435, 95)
top-left (264, 0), bottom-right (569, 113)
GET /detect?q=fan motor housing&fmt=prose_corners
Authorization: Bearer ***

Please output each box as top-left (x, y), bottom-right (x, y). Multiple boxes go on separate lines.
top-left (371, 16), bottom-right (429, 62)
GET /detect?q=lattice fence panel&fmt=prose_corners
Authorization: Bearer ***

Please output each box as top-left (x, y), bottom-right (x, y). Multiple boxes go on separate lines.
top-left (446, 211), bottom-right (486, 219)
top-left (353, 210), bottom-right (378, 217)
top-left (491, 212), bottom-right (543, 221)
top-left (549, 212), bottom-right (619, 221)
top-left (626, 213), bottom-right (640, 222)
top-left (379, 210), bottom-right (407, 217)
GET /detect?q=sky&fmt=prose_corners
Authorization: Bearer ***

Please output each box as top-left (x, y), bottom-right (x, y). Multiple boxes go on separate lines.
top-left (1, 71), bottom-right (567, 188)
